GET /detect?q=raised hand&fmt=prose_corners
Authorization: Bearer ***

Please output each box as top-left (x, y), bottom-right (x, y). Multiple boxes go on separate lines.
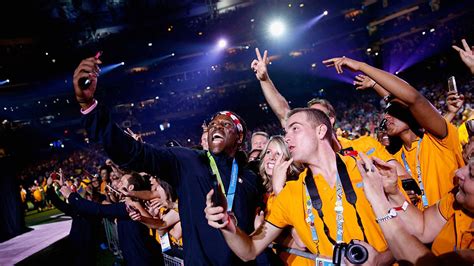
top-left (47, 176), bottom-right (53, 186)
top-left (73, 56), bottom-right (102, 108)
top-left (58, 168), bottom-right (64, 186)
top-left (452, 39), bottom-right (474, 74)
top-left (372, 157), bottom-right (399, 197)
top-left (356, 153), bottom-right (386, 204)
top-left (146, 199), bottom-right (161, 217)
top-left (124, 127), bottom-right (144, 143)
top-left (251, 48), bottom-right (270, 81)
top-left (322, 57), bottom-right (364, 74)
top-left (60, 185), bottom-right (72, 199)
top-left (272, 156), bottom-right (293, 195)
top-left (446, 91), bottom-right (465, 114)
top-left (353, 74), bottom-right (376, 90)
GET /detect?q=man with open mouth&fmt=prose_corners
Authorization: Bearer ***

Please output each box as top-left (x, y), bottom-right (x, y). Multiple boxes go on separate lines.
top-left (72, 56), bottom-right (266, 265)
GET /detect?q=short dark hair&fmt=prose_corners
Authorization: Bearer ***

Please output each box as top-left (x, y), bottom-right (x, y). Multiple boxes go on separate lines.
top-left (157, 178), bottom-right (177, 202)
top-left (126, 171), bottom-right (150, 191)
top-left (385, 101), bottom-right (423, 137)
top-left (100, 165), bottom-right (112, 174)
top-left (306, 98), bottom-right (336, 119)
top-left (287, 108), bottom-right (333, 141)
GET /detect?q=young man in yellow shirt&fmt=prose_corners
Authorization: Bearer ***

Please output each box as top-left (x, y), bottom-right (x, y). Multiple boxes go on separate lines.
top-left (205, 108), bottom-right (393, 265)
top-left (250, 48), bottom-right (408, 177)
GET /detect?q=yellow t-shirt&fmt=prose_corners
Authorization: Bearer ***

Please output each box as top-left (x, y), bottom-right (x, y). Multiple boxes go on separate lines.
top-left (432, 191), bottom-right (474, 255)
top-left (266, 155), bottom-right (388, 263)
top-left (458, 116), bottom-right (473, 146)
top-left (394, 122), bottom-right (464, 206)
top-left (339, 135), bottom-right (394, 162)
top-left (266, 193), bottom-right (314, 266)
top-left (33, 188), bottom-right (43, 202)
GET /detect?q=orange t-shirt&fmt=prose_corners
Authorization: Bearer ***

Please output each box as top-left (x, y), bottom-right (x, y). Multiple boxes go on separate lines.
top-left (266, 155), bottom-right (388, 264)
top-left (432, 191), bottom-right (474, 255)
top-left (394, 122), bottom-right (464, 206)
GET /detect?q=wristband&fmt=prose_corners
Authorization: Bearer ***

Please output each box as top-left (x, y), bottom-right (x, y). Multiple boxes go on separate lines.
top-left (80, 99), bottom-right (98, 115)
top-left (393, 200), bottom-right (409, 212)
top-left (371, 81), bottom-right (377, 88)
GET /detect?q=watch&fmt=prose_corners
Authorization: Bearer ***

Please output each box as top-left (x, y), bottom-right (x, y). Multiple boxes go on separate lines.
top-left (376, 208), bottom-right (397, 223)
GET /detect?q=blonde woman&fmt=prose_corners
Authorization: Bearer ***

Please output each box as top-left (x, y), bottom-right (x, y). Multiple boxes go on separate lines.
top-left (257, 135), bottom-right (309, 265)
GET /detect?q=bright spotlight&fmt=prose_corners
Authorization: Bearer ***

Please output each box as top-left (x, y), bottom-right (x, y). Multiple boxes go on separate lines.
top-left (120, 62), bottom-right (125, 65)
top-left (171, 53), bottom-right (175, 56)
top-left (269, 21), bottom-right (286, 37)
top-left (323, 10), bottom-right (328, 16)
top-left (217, 39), bottom-right (228, 49)
top-left (148, 42), bottom-right (153, 47)
top-left (0, 79), bottom-right (10, 85)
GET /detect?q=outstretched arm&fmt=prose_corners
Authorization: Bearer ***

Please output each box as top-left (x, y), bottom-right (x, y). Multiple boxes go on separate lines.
top-left (251, 48), bottom-right (291, 127)
top-left (323, 57), bottom-right (448, 139)
top-left (72, 56), bottom-right (181, 185)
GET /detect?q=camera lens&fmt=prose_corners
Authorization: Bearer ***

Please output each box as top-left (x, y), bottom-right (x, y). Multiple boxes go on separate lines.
top-left (346, 243), bottom-right (368, 264)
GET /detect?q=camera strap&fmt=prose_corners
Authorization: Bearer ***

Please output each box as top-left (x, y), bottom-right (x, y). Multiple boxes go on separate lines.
top-left (401, 138), bottom-right (429, 208)
top-left (304, 155), bottom-right (368, 246)
top-left (207, 151), bottom-right (239, 212)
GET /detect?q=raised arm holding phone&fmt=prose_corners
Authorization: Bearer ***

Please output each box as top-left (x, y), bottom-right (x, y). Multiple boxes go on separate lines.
top-left (72, 54), bottom-right (265, 265)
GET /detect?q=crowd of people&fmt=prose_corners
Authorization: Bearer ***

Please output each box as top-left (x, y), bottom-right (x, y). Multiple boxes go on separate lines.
top-left (17, 35), bottom-right (473, 266)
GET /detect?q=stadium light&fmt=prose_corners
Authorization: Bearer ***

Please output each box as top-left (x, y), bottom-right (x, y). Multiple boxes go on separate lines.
top-left (217, 39), bottom-right (228, 49)
top-left (269, 20), bottom-right (286, 38)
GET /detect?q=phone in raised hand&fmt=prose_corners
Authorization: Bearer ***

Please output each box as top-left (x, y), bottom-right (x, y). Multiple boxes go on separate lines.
top-left (106, 184), bottom-right (123, 196)
top-left (448, 76), bottom-right (457, 93)
top-left (79, 51), bottom-right (103, 90)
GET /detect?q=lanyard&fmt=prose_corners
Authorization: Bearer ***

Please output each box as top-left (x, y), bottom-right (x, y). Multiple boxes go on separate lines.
top-left (304, 175), bottom-right (344, 247)
top-left (207, 152), bottom-right (239, 212)
top-left (401, 138), bottom-right (429, 208)
top-left (304, 155), bottom-right (368, 254)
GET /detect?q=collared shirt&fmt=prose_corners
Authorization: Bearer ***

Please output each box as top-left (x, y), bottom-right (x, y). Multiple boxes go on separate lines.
top-left (266, 155), bottom-right (388, 264)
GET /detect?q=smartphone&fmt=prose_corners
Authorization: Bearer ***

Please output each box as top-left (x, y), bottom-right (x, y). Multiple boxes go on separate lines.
top-left (211, 180), bottom-right (227, 210)
top-left (401, 178), bottom-right (422, 195)
top-left (79, 51), bottom-right (103, 89)
top-left (106, 184), bottom-right (123, 196)
top-left (448, 76), bottom-right (457, 93)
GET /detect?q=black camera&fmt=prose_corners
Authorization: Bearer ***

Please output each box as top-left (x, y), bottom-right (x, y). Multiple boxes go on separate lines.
top-left (332, 240), bottom-right (368, 266)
